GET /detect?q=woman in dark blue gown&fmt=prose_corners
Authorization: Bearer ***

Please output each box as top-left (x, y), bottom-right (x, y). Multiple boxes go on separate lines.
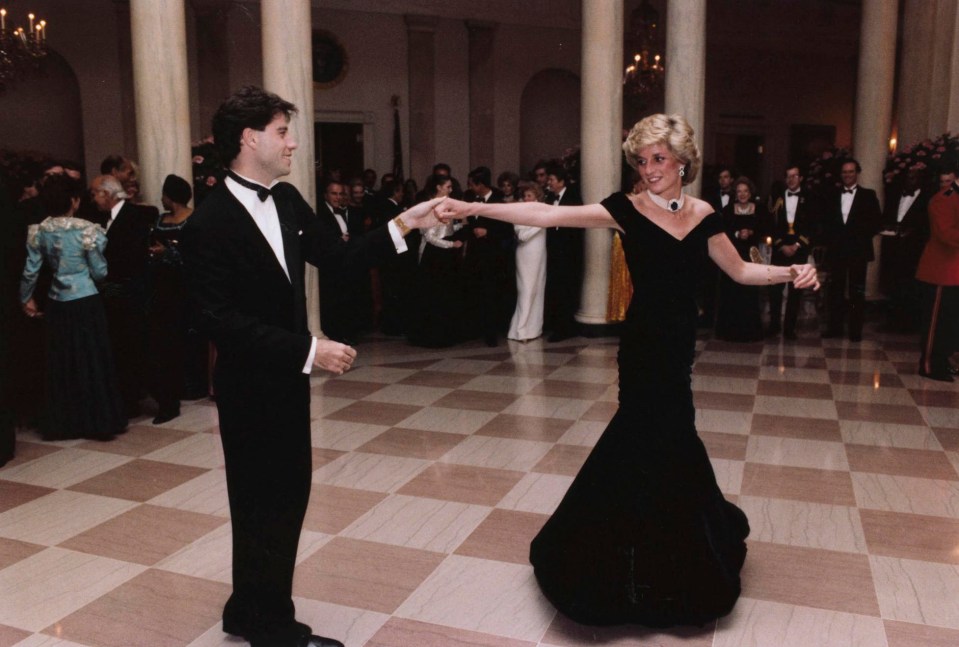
top-left (439, 114), bottom-right (819, 628)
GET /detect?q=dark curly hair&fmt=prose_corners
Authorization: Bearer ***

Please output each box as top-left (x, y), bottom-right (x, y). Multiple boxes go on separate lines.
top-left (39, 173), bottom-right (83, 217)
top-left (211, 86), bottom-right (298, 165)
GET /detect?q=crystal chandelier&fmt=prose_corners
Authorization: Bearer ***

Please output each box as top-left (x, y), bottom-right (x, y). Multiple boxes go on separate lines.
top-left (0, 8), bottom-right (49, 93)
top-left (623, 0), bottom-right (664, 100)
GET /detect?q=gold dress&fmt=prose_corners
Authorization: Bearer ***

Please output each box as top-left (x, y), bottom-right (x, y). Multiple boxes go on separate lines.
top-left (607, 231), bottom-right (633, 322)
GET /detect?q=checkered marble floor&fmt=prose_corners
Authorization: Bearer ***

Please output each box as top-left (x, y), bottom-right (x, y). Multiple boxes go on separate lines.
top-left (2, 322), bottom-right (958, 647)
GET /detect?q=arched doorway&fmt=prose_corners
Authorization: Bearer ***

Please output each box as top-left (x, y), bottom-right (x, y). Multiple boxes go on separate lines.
top-left (519, 68), bottom-right (581, 175)
top-left (0, 50), bottom-right (83, 164)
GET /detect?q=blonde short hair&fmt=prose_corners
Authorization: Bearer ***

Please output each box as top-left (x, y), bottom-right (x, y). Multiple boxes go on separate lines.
top-left (623, 113), bottom-right (701, 186)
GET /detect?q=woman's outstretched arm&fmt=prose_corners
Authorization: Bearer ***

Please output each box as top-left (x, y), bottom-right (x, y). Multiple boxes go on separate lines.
top-left (708, 232), bottom-right (819, 290)
top-left (438, 197), bottom-right (619, 230)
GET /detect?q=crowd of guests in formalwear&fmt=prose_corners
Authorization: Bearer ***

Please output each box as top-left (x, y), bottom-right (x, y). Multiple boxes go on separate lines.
top-left (3, 144), bottom-right (958, 465)
top-left (0, 151), bottom-right (211, 460)
top-left (699, 157), bottom-right (959, 381)
top-left (315, 159), bottom-right (586, 349)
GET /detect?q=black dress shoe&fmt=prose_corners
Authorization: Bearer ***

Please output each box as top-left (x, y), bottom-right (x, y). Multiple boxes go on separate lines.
top-left (223, 618), bottom-right (311, 641)
top-left (250, 634), bottom-right (344, 647)
top-left (152, 409), bottom-right (180, 425)
top-left (919, 369), bottom-right (954, 382)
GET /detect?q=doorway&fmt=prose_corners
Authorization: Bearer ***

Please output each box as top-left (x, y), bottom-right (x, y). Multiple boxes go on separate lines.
top-left (714, 133), bottom-right (765, 193)
top-left (315, 122), bottom-right (364, 182)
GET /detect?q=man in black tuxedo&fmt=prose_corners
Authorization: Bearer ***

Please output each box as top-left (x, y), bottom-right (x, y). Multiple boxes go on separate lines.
top-left (706, 166), bottom-right (735, 214)
top-left (317, 180), bottom-right (367, 344)
top-left (879, 166), bottom-right (930, 332)
top-left (463, 166), bottom-right (512, 346)
top-left (821, 159), bottom-right (882, 341)
top-left (90, 174), bottom-right (157, 416)
top-left (766, 164), bottom-right (822, 339)
top-left (180, 86), bottom-right (439, 647)
top-left (544, 163), bottom-right (583, 342)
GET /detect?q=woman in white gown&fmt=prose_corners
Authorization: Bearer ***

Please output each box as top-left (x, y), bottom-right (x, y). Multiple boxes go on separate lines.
top-left (508, 182), bottom-right (547, 341)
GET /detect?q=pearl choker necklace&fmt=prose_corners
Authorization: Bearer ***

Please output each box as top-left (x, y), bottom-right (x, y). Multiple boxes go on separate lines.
top-left (647, 189), bottom-right (684, 213)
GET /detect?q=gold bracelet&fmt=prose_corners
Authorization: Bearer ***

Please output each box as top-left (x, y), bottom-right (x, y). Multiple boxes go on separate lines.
top-left (392, 215), bottom-right (411, 237)
top-left (766, 265), bottom-right (772, 284)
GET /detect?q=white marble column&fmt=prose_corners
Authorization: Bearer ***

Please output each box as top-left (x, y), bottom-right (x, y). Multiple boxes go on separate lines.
top-left (664, 0), bottom-right (706, 198)
top-left (406, 15), bottom-right (438, 185)
top-left (576, 0), bottom-right (623, 326)
top-left (853, 0), bottom-right (897, 298)
top-left (896, 0), bottom-right (934, 146)
top-left (928, 0), bottom-right (958, 136)
top-left (129, 0), bottom-right (192, 207)
top-left (467, 21), bottom-right (496, 170)
top-left (261, 0), bottom-right (321, 335)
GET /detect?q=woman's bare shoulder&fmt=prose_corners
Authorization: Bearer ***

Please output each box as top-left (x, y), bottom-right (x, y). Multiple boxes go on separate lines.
top-left (685, 195), bottom-right (716, 217)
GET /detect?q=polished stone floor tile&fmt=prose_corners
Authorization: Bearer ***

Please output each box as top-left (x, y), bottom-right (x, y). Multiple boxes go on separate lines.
top-left (367, 616), bottom-right (536, 647)
top-left (577, 400), bottom-right (617, 423)
top-left (692, 374), bottom-right (758, 395)
top-left (883, 619), bottom-right (959, 647)
top-left (440, 435), bottom-right (554, 472)
top-left (311, 377), bottom-right (387, 399)
top-left (44, 568), bottom-right (229, 647)
top-left (310, 418), bottom-right (391, 450)
top-left (363, 383), bottom-right (452, 407)
top-left (0, 480), bottom-right (54, 515)
top-left (474, 414), bottom-right (573, 443)
top-left (312, 452), bottom-right (429, 492)
top-left (395, 555), bottom-right (553, 642)
top-left (342, 494), bottom-right (489, 553)
top-left (750, 413), bottom-right (842, 441)
top-left (694, 361), bottom-right (761, 379)
top-left (700, 431), bottom-right (749, 461)
top-left (294, 537), bottom-right (444, 614)
top-left (696, 409), bottom-right (752, 435)
top-left (753, 394), bottom-right (838, 420)
top-left (323, 401), bottom-right (422, 426)
top-left (0, 489), bottom-right (137, 546)
top-left (497, 472), bottom-right (573, 515)
top-left (501, 394), bottom-right (596, 421)
top-left (714, 597), bottom-right (886, 647)
top-left (527, 379), bottom-right (612, 400)
top-left (460, 374), bottom-right (541, 395)
top-left (745, 435), bottom-right (849, 471)
top-left (846, 444), bottom-right (957, 480)
top-left (836, 400), bottom-right (927, 426)
top-left (556, 420), bottom-right (606, 447)
top-left (693, 391), bottom-right (755, 412)
top-left (454, 509), bottom-right (548, 565)
top-left (860, 508), bottom-right (959, 564)
top-left (58, 503), bottom-right (227, 566)
top-left (66, 458), bottom-right (209, 502)
top-left (0, 448), bottom-right (132, 489)
top-left (742, 541), bottom-right (880, 616)
top-left (531, 444), bottom-right (591, 477)
top-left (840, 420), bottom-right (943, 450)
top-left (756, 379), bottom-right (834, 399)
top-left (142, 432), bottom-right (225, 469)
top-left (396, 406), bottom-right (498, 435)
top-left (397, 370), bottom-right (476, 388)
top-left (76, 425), bottom-right (193, 457)
top-left (741, 463), bottom-right (856, 506)
top-left (432, 389), bottom-right (519, 413)
top-left (302, 484), bottom-right (387, 535)
top-left (147, 468), bottom-right (230, 517)
top-left (829, 369), bottom-right (903, 387)
top-left (871, 555), bottom-right (959, 629)
top-left (851, 472), bottom-right (959, 518)
top-left (0, 537), bottom-right (43, 571)
top-left (738, 496), bottom-right (866, 553)
top-left (356, 427), bottom-right (465, 460)
top-left (0, 547), bottom-right (145, 632)
top-left (397, 463), bottom-right (524, 506)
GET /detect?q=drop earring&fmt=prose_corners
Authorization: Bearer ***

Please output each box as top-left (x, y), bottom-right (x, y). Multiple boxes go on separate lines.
top-left (679, 168), bottom-right (686, 178)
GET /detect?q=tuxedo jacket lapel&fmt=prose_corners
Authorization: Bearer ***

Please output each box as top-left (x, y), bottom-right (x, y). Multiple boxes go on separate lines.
top-left (222, 188), bottom-right (295, 287)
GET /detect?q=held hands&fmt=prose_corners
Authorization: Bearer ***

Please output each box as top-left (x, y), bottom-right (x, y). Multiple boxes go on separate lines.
top-left (789, 263), bottom-right (819, 291)
top-left (398, 196), bottom-right (447, 231)
top-left (435, 198), bottom-right (473, 223)
top-left (313, 340), bottom-right (357, 376)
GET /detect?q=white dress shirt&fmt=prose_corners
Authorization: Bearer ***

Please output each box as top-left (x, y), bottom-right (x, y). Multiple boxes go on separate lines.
top-left (785, 191), bottom-right (799, 224)
top-left (106, 200), bottom-right (125, 231)
top-left (897, 190), bottom-right (919, 223)
top-left (226, 173), bottom-right (316, 372)
top-left (841, 186), bottom-right (857, 224)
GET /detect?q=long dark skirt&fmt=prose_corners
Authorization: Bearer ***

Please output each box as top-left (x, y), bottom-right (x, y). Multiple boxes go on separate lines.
top-left (42, 295), bottom-right (127, 440)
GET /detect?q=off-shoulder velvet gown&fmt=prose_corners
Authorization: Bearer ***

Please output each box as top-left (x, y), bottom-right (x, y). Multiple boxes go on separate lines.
top-left (529, 192), bottom-right (749, 627)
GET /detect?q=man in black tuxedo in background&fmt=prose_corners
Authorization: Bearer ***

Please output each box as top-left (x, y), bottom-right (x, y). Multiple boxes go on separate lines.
top-left (317, 180), bottom-right (366, 343)
top-left (821, 159), bottom-right (882, 342)
top-left (879, 166), bottom-right (930, 332)
top-left (180, 86), bottom-right (441, 647)
top-left (463, 166), bottom-right (512, 346)
top-left (90, 174), bottom-right (157, 416)
top-left (544, 162), bottom-right (583, 342)
top-left (766, 164), bottom-right (822, 339)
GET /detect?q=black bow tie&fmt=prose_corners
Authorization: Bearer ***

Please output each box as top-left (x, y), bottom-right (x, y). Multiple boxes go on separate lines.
top-left (787, 191), bottom-right (800, 197)
top-left (721, 191), bottom-right (731, 197)
top-left (334, 207), bottom-right (348, 216)
top-left (228, 171), bottom-right (273, 202)
top-left (843, 188), bottom-right (855, 194)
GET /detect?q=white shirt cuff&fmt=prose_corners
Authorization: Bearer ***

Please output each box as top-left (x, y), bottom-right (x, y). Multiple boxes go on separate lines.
top-left (387, 219), bottom-right (408, 254)
top-left (302, 337), bottom-right (318, 374)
